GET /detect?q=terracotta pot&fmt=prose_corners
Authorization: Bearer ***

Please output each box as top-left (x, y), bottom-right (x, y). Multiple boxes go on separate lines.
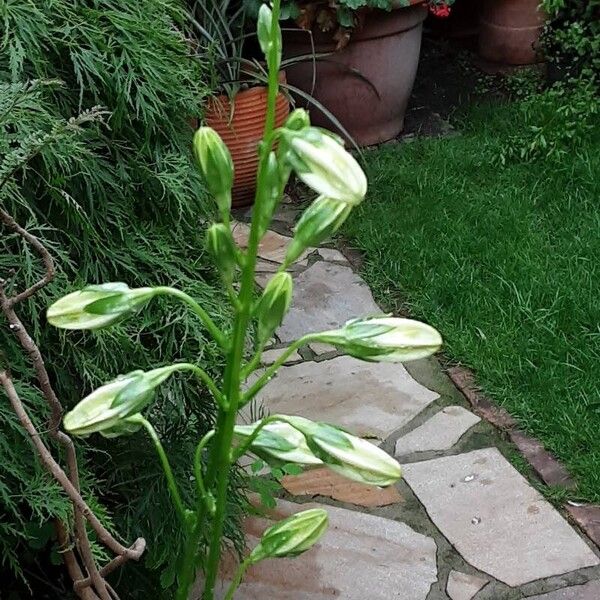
top-left (205, 84), bottom-right (289, 207)
top-left (479, 0), bottom-right (545, 65)
top-left (282, 3), bottom-right (428, 146)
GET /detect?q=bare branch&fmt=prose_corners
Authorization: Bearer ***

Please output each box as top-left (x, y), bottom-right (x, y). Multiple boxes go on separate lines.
top-left (0, 206), bottom-right (145, 597)
top-left (0, 206), bottom-right (55, 306)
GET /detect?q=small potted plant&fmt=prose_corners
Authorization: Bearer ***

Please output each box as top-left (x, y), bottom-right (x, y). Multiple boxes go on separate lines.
top-left (191, 0), bottom-right (290, 207)
top-left (279, 0), bottom-right (454, 146)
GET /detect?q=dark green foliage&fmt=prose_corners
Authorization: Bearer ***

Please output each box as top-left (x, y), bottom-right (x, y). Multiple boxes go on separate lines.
top-left (1, 2), bottom-right (245, 594)
top-left (542, 0), bottom-right (599, 84)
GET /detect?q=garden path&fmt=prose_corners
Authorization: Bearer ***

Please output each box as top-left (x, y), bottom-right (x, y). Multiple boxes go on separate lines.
top-left (219, 209), bottom-right (600, 599)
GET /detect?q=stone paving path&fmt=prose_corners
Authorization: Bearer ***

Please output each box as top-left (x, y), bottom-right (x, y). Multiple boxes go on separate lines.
top-left (223, 209), bottom-right (600, 599)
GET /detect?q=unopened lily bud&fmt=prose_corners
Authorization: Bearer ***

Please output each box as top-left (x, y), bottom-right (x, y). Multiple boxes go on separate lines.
top-left (47, 283), bottom-right (156, 330)
top-left (234, 419), bottom-right (322, 466)
top-left (255, 272), bottom-right (292, 343)
top-left (249, 508), bottom-right (328, 563)
top-left (282, 416), bottom-right (401, 487)
top-left (255, 152), bottom-right (285, 239)
top-left (257, 3), bottom-right (281, 73)
top-left (283, 109), bottom-right (310, 132)
top-left (316, 317), bottom-right (442, 363)
top-left (193, 127), bottom-right (233, 216)
top-left (286, 196), bottom-right (351, 264)
top-left (207, 223), bottom-right (237, 284)
top-left (63, 366), bottom-right (179, 438)
top-left (283, 128), bottom-right (367, 204)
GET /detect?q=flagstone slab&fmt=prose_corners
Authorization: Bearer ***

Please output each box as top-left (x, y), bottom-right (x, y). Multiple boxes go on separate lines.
top-left (250, 356), bottom-right (439, 440)
top-left (318, 248), bottom-right (348, 263)
top-left (403, 448), bottom-right (600, 587)
top-left (261, 347), bottom-right (302, 366)
top-left (232, 222), bottom-right (312, 264)
top-left (446, 570), bottom-right (488, 600)
top-left (216, 500), bottom-right (437, 599)
top-left (277, 261), bottom-right (381, 343)
top-left (527, 580), bottom-right (600, 599)
top-left (308, 341), bottom-right (337, 355)
top-left (394, 406), bottom-right (480, 456)
top-left (281, 467), bottom-right (404, 507)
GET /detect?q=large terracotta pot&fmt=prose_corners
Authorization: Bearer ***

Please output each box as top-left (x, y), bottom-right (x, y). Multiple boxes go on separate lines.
top-left (479, 0), bottom-right (545, 65)
top-left (282, 3), bottom-right (428, 146)
top-left (205, 84), bottom-right (289, 207)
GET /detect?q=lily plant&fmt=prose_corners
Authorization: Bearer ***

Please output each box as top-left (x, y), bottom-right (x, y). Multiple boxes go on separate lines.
top-left (47, 1), bottom-right (441, 597)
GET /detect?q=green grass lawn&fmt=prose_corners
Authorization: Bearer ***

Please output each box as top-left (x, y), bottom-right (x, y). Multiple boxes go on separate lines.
top-left (343, 99), bottom-right (600, 501)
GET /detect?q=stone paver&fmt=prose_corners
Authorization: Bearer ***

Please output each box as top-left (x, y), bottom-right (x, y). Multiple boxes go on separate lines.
top-left (250, 356), bottom-right (439, 440)
top-left (308, 341), bottom-right (336, 355)
top-left (232, 222), bottom-right (312, 264)
top-left (403, 448), bottom-right (600, 586)
top-left (230, 224), bottom-right (600, 600)
top-left (261, 347), bottom-right (302, 366)
top-left (566, 504), bottom-right (600, 549)
top-left (509, 430), bottom-right (576, 489)
top-left (527, 580), bottom-right (600, 599)
top-left (394, 406), bottom-right (480, 456)
top-left (277, 261), bottom-right (381, 342)
top-left (446, 570), bottom-right (488, 600)
top-left (317, 248), bottom-right (348, 262)
top-left (281, 467), bottom-right (404, 507)
top-left (217, 500), bottom-right (437, 599)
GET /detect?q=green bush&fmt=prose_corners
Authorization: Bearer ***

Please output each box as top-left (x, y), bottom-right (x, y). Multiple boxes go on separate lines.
top-left (542, 0), bottom-right (599, 83)
top-left (0, 1), bottom-right (244, 595)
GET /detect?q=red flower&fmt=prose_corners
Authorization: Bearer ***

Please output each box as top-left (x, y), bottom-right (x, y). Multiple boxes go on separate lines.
top-left (429, 2), bottom-right (451, 17)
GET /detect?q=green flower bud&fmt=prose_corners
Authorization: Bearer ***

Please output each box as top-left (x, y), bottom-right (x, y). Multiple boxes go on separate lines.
top-left (255, 152), bottom-right (285, 239)
top-left (286, 196), bottom-right (351, 264)
top-left (255, 272), bottom-right (293, 343)
top-left (249, 508), bottom-right (328, 563)
top-left (257, 3), bottom-right (281, 73)
top-left (207, 223), bottom-right (238, 284)
top-left (283, 128), bottom-right (367, 204)
top-left (282, 416), bottom-right (402, 487)
top-left (47, 283), bottom-right (156, 330)
top-left (234, 419), bottom-right (322, 466)
top-left (316, 317), bottom-right (442, 363)
top-left (193, 127), bottom-right (233, 216)
top-left (283, 109), bottom-right (310, 132)
top-left (63, 366), bottom-right (179, 438)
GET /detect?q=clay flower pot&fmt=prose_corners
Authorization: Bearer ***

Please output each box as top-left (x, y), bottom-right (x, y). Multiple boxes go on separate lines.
top-left (205, 83), bottom-right (289, 207)
top-left (282, 2), bottom-right (428, 146)
top-left (479, 0), bottom-right (546, 65)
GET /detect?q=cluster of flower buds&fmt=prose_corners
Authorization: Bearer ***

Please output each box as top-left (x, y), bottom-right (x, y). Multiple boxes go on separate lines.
top-left (314, 316), bottom-right (443, 363)
top-left (234, 415), bottom-right (401, 487)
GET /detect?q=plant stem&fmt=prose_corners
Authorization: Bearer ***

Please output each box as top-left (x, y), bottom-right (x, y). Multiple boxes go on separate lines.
top-left (177, 363), bottom-right (226, 408)
top-left (157, 287), bottom-right (228, 350)
top-left (139, 417), bottom-right (188, 527)
top-left (194, 431), bottom-right (216, 504)
top-left (200, 5), bottom-right (283, 598)
top-left (223, 559), bottom-right (251, 600)
top-left (230, 415), bottom-right (278, 463)
top-left (240, 334), bottom-right (316, 406)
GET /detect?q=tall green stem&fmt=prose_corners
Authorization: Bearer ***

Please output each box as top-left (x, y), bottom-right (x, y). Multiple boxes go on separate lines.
top-left (174, 3), bottom-right (282, 597)
top-left (200, 5), bottom-right (282, 597)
